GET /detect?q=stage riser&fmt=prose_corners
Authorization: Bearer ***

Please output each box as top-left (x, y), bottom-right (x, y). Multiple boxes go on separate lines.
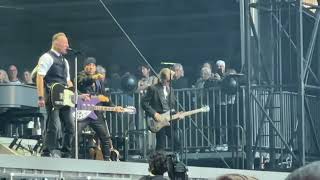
top-left (0, 155), bottom-right (289, 180)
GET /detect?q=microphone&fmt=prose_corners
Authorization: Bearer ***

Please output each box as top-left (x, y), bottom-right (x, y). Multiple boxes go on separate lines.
top-left (67, 48), bottom-right (82, 54)
top-left (161, 62), bottom-right (176, 65)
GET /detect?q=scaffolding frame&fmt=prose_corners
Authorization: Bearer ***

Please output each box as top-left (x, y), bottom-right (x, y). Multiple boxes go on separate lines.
top-left (240, 0), bottom-right (320, 169)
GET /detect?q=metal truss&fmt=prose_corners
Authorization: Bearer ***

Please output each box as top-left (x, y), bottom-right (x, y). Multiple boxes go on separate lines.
top-left (240, 0), bottom-right (320, 169)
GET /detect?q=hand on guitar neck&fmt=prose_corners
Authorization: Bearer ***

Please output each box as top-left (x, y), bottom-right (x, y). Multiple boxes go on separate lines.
top-left (148, 106), bottom-right (210, 133)
top-left (79, 94), bottom-right (91, 101)
top-left (113, 106), bottom-right (125, 113)
top-left (92, 73), bottom-right (105, 81)
top-left (154, 111), bottom-right (185, 122)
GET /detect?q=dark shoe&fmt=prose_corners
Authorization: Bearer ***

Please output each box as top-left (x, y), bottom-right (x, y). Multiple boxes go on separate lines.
top-left (51, 150), bottom-right (61, 158)
top-left (41, 151), bottom-right (51, 157)
top-left (61, 151), bottom-right (72, 158)
top-left (41, 150), bottom-right (61, 158)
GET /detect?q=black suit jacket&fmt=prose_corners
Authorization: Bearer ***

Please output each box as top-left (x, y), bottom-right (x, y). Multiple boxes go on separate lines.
top-left (141, 83), bottom-right (176, 118)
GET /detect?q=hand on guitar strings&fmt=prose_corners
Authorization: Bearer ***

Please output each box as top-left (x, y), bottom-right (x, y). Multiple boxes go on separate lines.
top-left (154, 112), bottom-right (162, 122)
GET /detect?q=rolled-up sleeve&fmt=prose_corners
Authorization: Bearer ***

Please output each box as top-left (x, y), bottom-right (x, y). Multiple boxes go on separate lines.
top-left (37, 53), bottom-right (53, 76)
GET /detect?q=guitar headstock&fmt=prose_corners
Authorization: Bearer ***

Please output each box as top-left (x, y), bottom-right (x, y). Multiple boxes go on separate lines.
top-left (124, 106), bottom-right (136, 114)
top-left (200, 106), bottom-right (210, 112)
top-left (98, 95), bottom-right (110, 102)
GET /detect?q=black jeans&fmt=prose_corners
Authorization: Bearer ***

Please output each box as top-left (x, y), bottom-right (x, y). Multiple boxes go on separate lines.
top-left (155, 122), bottom-right (181, 152)
top-left (43, 105), bottom-right (74, 156)
top-left (214, 104), bottom-right (235, 146)
top-left (78, 112), bottom-right (112, 159)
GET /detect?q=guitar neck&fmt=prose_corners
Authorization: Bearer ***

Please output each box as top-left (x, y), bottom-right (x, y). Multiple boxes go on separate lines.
top-left (172, 109), bottom-right (203, 120)
top-left (86, 106), bottom-right (118, 112)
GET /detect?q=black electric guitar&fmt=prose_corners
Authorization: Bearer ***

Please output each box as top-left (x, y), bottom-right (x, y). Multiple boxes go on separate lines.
top-left (148, 106), bottom-right (210, 133)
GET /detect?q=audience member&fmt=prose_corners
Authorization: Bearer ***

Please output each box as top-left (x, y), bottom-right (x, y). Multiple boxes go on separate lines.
top-left (108, 73), bottom-right (121, 92)
top-left (216, 173), bottom-right (258, 180)
top-left (172, 63), bottom-right (189, 89)
top-left (286, 161), bottom-right (320, 180)
top-left (7, 65), bottom-right (21, 84)
top-left (202, 61), bottom-right (215, 71)
top-left (140, 151), bottom-right (168, 180)
top-left (136, 64), bottom-right (157, 93)
top-left (22, 70), bottom-right (33, 84)
top-left (0, 69), bottom-right (9, 83)
top-left (96, 65), bottom-right (106, 81)
top-left (214, 60), bottom-right (226, 79)
top-left (194, 66), bottom-right (219, 88)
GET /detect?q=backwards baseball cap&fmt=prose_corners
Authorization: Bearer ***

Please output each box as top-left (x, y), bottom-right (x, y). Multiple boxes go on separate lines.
top-left (83, 57), bottom-right (96, 67)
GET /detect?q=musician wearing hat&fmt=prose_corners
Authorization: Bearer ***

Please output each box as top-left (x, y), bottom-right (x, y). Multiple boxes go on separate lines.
top-left (77, 57), bottom-right (122, 161)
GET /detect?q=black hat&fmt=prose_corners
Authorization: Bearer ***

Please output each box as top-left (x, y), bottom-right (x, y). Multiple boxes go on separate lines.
top-left (83, 57), bottom-right (96, 66)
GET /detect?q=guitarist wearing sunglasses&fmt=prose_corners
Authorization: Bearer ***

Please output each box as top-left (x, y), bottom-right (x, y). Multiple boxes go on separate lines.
top-left (77, 57), bottom-right (123, 161)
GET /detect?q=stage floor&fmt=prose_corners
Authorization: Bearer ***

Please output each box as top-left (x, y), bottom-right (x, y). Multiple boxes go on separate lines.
top-left (0, 154), bottom-right (289, 180)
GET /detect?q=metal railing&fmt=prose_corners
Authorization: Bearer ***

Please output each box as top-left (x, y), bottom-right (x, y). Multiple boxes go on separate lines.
top-left (106, 86), bottom-right (320, 163)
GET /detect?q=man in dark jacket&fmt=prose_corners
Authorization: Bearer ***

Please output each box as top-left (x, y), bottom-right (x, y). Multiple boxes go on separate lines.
top-left (141, 68), bottom-right (182, 151)
top-left (77, 57), bottom-right (122, 160)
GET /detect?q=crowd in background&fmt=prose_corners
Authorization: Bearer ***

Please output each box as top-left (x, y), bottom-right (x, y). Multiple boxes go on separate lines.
top-left (0, 65), bottom-right (33, 85)
top-left (0, 59), bottom-right (236, 92)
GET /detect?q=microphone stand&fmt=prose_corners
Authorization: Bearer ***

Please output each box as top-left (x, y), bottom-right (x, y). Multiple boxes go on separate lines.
top-left (169, 68), bottom-right (174, 153)
top-left (73, 52), bottom-right (79, 159)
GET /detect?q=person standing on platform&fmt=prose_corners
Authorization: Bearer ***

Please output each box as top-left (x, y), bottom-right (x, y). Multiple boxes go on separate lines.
top-left (142, 68), bottom-right (182, 151)
top-left (36, 32), bottom-right (74, 158)
top-left (77, 57), bottom-right (123, 161)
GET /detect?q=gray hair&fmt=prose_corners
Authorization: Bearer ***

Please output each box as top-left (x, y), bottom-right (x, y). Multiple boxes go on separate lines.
top-left (96, 65), bottom-right (106, 75)
top-left (173, 63), bottom-right (183, 71)
top-left (216, 60), bottom-right (225, 67)
top-left (286, 161), bottom-right (320, 180)
top-left (201, 66), bottom-right (211, 75)
top-left (173, 63), bottom-right (184, 77)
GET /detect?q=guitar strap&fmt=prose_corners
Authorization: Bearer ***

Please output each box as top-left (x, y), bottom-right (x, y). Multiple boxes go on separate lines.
top-left (95, 80), bottom-right (102, 93)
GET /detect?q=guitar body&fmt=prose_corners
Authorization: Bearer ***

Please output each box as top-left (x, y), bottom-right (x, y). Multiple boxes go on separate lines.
top-left (50, 83), bottom-right (74, 109)
top-left (148, 111), bottom-right (171, 133)
top-left (74, 97), bottom-right (101, 121)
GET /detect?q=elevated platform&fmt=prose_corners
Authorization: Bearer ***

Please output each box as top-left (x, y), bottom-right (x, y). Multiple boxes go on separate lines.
top-left (0, 155), bottom-right (289, 179)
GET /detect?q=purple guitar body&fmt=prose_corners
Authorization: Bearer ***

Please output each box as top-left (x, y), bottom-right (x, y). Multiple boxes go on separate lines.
top-left (75, 97), bottom-right (101, 121)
